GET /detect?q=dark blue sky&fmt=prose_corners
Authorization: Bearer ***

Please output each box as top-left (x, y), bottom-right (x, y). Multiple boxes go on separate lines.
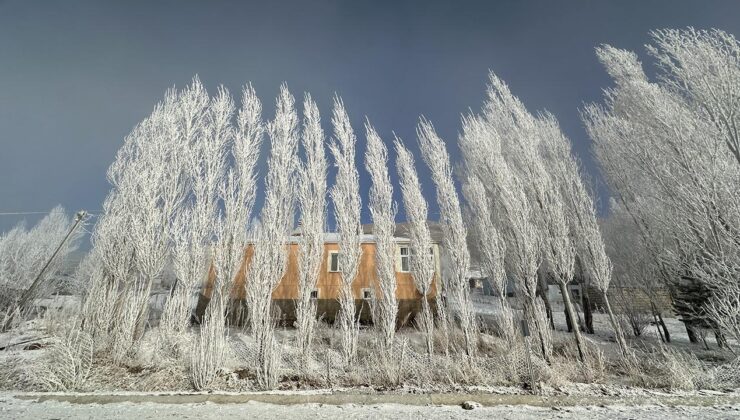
top-left (1, 1), bottom-right (739, 232)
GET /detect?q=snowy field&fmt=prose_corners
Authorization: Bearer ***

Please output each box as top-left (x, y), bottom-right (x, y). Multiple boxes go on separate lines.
top-left (0, 292), bottom-right (737, 420)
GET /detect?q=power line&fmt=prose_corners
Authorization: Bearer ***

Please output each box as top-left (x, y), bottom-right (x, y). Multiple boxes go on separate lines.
top-left (0, 212), bottom-right (51, 216)
top-left (0, 211), bottom-right (101, 217)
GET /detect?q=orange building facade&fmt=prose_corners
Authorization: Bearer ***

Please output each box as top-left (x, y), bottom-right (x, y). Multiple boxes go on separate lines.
top-left (199, 235), bottom-right (441, 325)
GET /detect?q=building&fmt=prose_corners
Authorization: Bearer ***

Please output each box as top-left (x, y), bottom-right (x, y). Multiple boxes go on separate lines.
top-left (197, 225), bottom-right (442, 326)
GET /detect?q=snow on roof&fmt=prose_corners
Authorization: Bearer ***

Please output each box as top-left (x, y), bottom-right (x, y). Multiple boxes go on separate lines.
top-left (291, 232), bottom-right (411, 244)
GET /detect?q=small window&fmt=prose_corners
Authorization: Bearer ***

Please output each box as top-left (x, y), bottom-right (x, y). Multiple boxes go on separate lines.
top-left (400, 246), bottom-right (410, 272)
top-left (569, 285), bottom-right (581, 300)
top-left (329, 252), bottom-right (339, 272)
top-left (362, 288), bottom-right (373, 300)
top-left (310, 289), bottom-right (319, 299)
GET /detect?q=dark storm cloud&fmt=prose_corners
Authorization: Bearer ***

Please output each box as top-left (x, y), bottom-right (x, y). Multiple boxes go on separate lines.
top-left (1, 0), bottom-right (739, 232)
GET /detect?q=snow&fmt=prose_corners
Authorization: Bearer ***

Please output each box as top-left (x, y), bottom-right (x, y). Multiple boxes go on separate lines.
top-left (1, 392), bottom-right (739, 419)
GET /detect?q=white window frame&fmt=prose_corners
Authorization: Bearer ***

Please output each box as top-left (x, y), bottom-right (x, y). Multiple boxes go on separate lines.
top-left (328, 251), bottom-right (340, 273)
top-left (361, 287), bottom-right (374, 300)
top-left (399, 246), bottom-right (410, 273)
top-left (310, 288), bottom-right (320, 300)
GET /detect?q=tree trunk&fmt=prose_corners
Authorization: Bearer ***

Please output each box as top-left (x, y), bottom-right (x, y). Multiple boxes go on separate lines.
top-left (434, 292), bottom-right (450, 358)
top-left (525, 297), bottom-right (551, 364)
top-left (559, 282), bottom-right (586, 363)
top-left (602, 292), bottom-right (628, 356)
top-left (565, 305), bottom-right (573, 332)
top-left (420, 295), bottom-right (434, 356)
top-left (715, 328), bottom-right (727, 349)
top-left (582, 292), bottom-right (594, 334)
top-left (651, 311), bottom-right (665, 342)
top-left (537, 272), bottom-right (555, 330)
top-left (686, 323), bottom-right (698, 343)
top-left (133, 278), bottom-right (153, 342)
top-left (657, 312), bottom-right (670, 343)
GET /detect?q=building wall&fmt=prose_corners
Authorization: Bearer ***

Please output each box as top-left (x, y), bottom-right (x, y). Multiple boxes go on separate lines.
top-left (588, 285), bottom-right (673, 314)
top-left (198, 241), bottom-right (441, 324)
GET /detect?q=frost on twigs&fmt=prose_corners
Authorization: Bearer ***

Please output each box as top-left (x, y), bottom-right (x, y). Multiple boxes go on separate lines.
top-left (394, 136), bottom-right (436, 356)
top-left (329, 97), bottom-right (363, 366)
top-left (418, 119), bottom-right (477, 358)
top-left (365, 122), bottom-right (398, 354)
top-left (295, 94), bottom-right (327, 363)
top-left (586, 28), bottom-right (740, 347)
top-left (29, 327), bottom-right (94, 391)
top-left (0, 206), bottom-right (83, 323)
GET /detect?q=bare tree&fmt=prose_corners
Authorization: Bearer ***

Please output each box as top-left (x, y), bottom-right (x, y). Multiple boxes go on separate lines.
top-left (295, 94), bottom-right (327, 362)
top-left (95, 83), bottom-right (193, 362)
top-left (192, 84), bottom-right (263, 390)
top-left (162, 86), bottom-right (232, 347)
top-left (417, 119), bottom-right (477, 358)
top-left (394, 136), bottom-right (436, 356)
top-left (246, 84), bottom-right (298, 389)
top-left (602, 199), bottom-right (670, 339)
top-left (459, 110), bottom-right (551, 362)
top-left (473, 74), bottom-right (592, 360)
top-left (189, 278), bottom-right (226, 391)
top-left (584, 29), bottom-right (740, 346)
top-left (462, 176), bottom-right (514, 344)
top-left (364, 123), bottom-right (398, 352)
top-left (82, 198), bottom-right (135, 346)
top-left (329, 97), bottom-right (363, 366)
top-left (0, 206), bottom-right (83, 321)
top-left (127, 81), bottom-right (201, 343)
top-left (538, 116), bottom-right (629, 355)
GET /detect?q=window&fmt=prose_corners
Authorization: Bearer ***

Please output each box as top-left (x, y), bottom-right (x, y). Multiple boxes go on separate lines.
top-left (399, 246), bottom-right (434, 273)
top-left (310, 289), bottom-right (319, 299)
top-left (399, 246), bottom-right (410, 272)
top-left (569, 285), bottom-right (582, 301)
top-left (362, 288), bottom-right (374, 300)
top-left (328, 252), bottom-right (339, 272)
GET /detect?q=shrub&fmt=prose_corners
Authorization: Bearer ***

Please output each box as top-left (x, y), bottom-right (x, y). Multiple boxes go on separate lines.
top-left (30, 327), bottom-right (94, 391)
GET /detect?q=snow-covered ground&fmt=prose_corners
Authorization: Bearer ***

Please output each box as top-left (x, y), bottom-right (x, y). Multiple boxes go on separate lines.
top-left (1, 392), bottom-right (739, 419)
top-left (1, 292), bottom-right (737, 419)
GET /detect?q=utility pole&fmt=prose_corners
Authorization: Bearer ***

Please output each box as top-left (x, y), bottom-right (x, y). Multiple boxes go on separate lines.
top-left (2, 210), bottom-right (87, 331)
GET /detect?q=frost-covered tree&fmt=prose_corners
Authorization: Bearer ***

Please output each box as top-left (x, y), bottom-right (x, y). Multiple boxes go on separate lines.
top-left (417, 119), bottom-right (477, 357)
top-left (245, 85), bottom-right (298, 389)
top-left (126, 81), bottom-right (199, 342)
top-left (329, 97), bottom-right (363, 366)
top-left (82, 197), bottom-right (135, 343)
top-left (101, 79), bottom-right (227, 360)
top-left (295, 94), bottom-right (327, 361)
top-left (584, 28), bottom-right (740, 345)
top-left (162, 86), bottom-right (232, 347)
top-left (601, 199), bottom-right (669, 339)
top-left (95, 82), bottom-right (193, 362)
top-left (394, 136), bottom-right (436, 356)
top-left (472, 74), bottom-right (594, 361)
top-left (192, 84), bottom-right (264, 390)
top-left (364, 123), bottom-right (398, 352)
top-left (0, 206), bottom-right (83, 320)
top-left (538, 116), bottom-right (628, 355)
top-left (462, 176), bottom-right (514, 344)
top-left (459, 110), bottom-right (551, 362)
top-left (502, 111), bottom-right (581, 360)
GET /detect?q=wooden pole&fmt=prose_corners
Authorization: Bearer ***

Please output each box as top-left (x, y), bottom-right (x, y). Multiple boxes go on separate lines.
top-left (3, 211), bottom-right (86, 330)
